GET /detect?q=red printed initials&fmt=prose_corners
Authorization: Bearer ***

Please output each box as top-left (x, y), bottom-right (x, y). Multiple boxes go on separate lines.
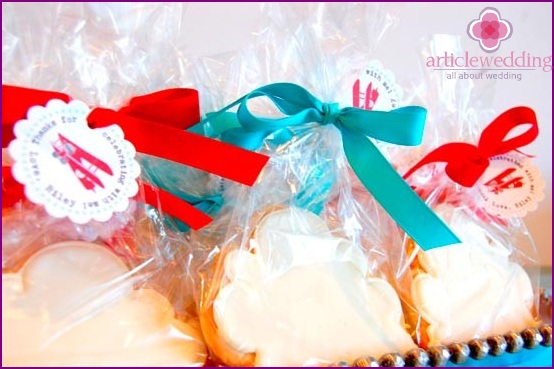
top-left (52, 133), bottom-right (114, 191)
top-left (353, 79), bottom-right (380, 110)
top-left (483, 168), bottom-right (524, 194)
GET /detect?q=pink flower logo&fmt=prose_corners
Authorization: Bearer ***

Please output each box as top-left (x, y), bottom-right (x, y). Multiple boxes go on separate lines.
top-left (467, 7), bottom-right (512, 53)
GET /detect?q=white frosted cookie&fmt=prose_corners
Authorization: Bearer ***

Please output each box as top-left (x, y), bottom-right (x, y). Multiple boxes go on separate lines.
top-left (205, 207), bottom-right (416, 366)
top-left (2, 241), bottom-right (206, 367)
top-left (411, 204), bottom-right (536, 346)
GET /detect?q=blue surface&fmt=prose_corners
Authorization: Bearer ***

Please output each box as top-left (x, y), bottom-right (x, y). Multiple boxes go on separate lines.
top-left (447, 346), bottom-right (552, 367)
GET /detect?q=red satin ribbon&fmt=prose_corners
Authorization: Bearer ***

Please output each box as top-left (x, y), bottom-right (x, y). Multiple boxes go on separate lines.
top-left (403, 106), bottom-right (539, 187)
top-left (1, 85), bottom-right (269, 229)
top-left (139, 180), bottom-right (213, 230)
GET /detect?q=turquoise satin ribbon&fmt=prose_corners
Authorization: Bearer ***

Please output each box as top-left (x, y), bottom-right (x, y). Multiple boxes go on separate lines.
top-left (204, 83), bottom-right (460, 250)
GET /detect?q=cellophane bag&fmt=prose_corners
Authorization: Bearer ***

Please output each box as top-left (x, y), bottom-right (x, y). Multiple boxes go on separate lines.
top-left (2, 2), bottom-right (228, 231)
top-left (395, 35), bottom-right (547, 360)
top-left (187, 4), bottom-right (455, 366)
top-left (2, 160), bottom-right (206, 366)
top-left (2, 3), bottom-right (208, 366)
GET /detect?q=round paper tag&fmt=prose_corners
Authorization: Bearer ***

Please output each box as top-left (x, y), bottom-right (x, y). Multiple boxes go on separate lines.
top-left (8, 99), bottom-right (141, 224)
top-left (338, 60), bottom-right (403, 111)
top-left (477, 153), bottom-right (544, 218)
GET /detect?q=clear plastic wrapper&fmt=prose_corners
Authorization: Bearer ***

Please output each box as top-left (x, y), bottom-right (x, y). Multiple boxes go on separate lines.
top-left (188, 4), bottom-right (434, 366)
top-left (2, 154), bottom-right (207, 366)
top-left (2, 3), bottom-right (227, 226)
top-left (193, 125), bottom-right (420, 366)
top-left (2, 3), bottom-right (191, 106)
top-left (190, 2), bottom-right (400, 114)
top-left (396, 35), bottom-right (542, 348)
top-left (2, 3), bottom-right (207, 366)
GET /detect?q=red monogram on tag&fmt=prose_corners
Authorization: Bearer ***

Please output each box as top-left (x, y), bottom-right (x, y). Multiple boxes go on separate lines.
top-left (483, 168), bottom-right (524, 195)
top-left (52, 133), bottom-right (114, 191)
top-left (339, 61), bottom-right (401, 112)
top-left (352, 79), bottom-right (380, 110)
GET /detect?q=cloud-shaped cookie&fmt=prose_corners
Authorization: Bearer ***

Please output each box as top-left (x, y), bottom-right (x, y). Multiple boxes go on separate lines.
top-left (2, 241), bottom-right (206, 367)
top-left (210, 207), bottom-right (416, 366)
top-left (411, 204), bottom-right (536, 346)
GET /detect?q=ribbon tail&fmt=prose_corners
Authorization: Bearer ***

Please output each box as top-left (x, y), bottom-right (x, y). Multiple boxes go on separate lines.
top-left (341, 129), bottom-right (461, 250)
top-left (89, 109), bottom-right (270, 186)
top-left (132, 127), bottom-right (268, 186)
top-left (140, 182), bottom-right (213, 230)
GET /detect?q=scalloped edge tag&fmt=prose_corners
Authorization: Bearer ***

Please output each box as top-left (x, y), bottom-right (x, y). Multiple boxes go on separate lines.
top-left (476, 153), bottom-right (544, 218)
top-left (7, 99), bottom-right (141, 224)
top-left (339, 60), bottom-right (403, 112)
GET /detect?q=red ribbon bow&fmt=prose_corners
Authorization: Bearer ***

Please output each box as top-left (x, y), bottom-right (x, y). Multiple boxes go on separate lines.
top-left (403, 106), bottom-right (539, 187)
top-left (1, 85), bottom-right (269, 229)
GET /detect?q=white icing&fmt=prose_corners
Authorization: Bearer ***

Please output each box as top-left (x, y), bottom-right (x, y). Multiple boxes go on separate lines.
top-left (412, 204), bottom-right (536, 346)
top-left (213, 207), bottom-right (416, 366)
top-left (2, 241), bottom-right (206, 367)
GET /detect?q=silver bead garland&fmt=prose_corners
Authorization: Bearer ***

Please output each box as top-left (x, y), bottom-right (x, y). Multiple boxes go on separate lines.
top-left (327, 324), bottom-right (552, 367)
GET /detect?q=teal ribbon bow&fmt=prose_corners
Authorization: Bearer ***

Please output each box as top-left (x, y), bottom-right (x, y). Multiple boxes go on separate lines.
top-left (204, 83), bottom-right (460, 250)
